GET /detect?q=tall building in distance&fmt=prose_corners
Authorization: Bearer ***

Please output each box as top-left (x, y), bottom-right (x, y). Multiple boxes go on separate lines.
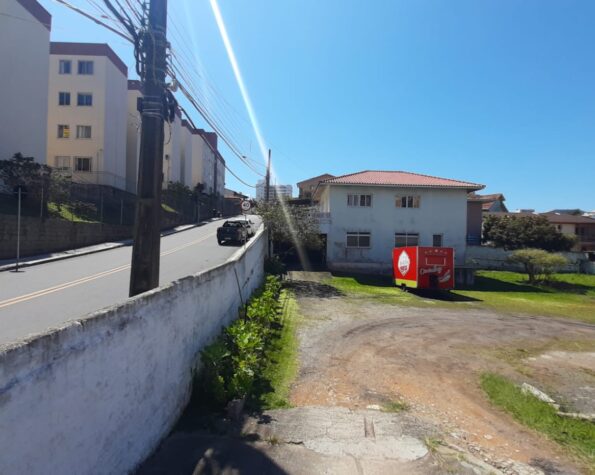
top-left (255, 180), bottom-right (293, 201)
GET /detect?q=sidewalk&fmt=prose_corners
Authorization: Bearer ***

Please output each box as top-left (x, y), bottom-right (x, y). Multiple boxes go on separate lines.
top-left (0, 220), bottom-right (218, 273)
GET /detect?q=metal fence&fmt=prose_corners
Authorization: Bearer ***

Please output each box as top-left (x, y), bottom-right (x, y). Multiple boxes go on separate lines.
top-left (0, 175), bottom-right (203, 228)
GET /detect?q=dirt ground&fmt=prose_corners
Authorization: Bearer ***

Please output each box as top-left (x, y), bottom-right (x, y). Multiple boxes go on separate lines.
top-left (287, 275), bottom-right (595, 474)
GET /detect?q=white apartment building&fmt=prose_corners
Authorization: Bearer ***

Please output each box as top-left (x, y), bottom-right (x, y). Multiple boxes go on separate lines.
top-left (315, 170), bottom-right (484, 273)
top-left (255, 180), bottom-right (293, 201)
top-left (126, 80), bottom-right (183, 193)
top-left (0, 0), bottom-right (51, 164)
top-left (47, 42), bottom-right (127, 190)
top-left (180, 121), bottom-right (224, 196)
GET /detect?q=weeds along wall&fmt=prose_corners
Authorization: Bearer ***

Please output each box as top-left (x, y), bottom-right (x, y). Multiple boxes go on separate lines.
top-left (0, 227), bottom-right (267, 475)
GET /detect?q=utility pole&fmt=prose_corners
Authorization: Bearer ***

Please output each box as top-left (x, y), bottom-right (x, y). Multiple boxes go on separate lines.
top-left (129, 0), bottom-right (168, 297)
top-left (265, 149), bottom-right (271, 202)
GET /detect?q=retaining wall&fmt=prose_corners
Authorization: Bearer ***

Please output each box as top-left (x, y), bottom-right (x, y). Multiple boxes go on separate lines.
top-left (0, 228), bottom-right (267, 475)
top-left (465, 246), bottom-right (593, 273)
top-left (0, 212), bottom-right (192, 259)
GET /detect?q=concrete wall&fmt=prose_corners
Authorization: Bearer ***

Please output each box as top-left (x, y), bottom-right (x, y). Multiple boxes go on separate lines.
top-left (465, 246), bottom-right (592, 273)
top-left (0, 227), bottom-right (267, 475)
top-left (321, 184), bottom-right (469, 273)
top-left (0, 215), bottom-right (131, 259)
top-left (0, 0), bottom-right (50, 163)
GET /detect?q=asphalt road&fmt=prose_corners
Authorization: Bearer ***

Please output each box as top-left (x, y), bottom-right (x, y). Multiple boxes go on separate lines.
top-left (0, 215), bottom-right (261, 347)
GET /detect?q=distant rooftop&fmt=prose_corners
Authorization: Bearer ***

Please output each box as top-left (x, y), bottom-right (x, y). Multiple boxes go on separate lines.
top-left (323, 170), bottom-right (484, 191)
top-left (50, 42), bottom-right (127, 76)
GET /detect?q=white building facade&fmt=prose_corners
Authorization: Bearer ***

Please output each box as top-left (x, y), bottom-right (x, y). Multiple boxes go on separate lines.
top-left (0, 0), bottom-right (51, 164)
top-left (47, 43), bottom-right (127, 190)
top-left (316, 171), bottom-right (484, 273)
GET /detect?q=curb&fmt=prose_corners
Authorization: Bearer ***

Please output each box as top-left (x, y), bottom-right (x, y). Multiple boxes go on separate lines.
top-left (0, 221), bottom-right (221, 273)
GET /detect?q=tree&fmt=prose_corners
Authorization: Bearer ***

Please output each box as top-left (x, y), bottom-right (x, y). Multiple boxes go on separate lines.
top-left (256, 200), bottom-right (322, 257)
top-left (0, 153), bottom-right (51, 201)
top-left (483, 214), bottom-right (574, 252)
top-left (508, 249), bottom-right (568, 283)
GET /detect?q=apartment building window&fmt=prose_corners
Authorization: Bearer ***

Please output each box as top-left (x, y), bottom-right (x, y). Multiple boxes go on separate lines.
top-left (346, 232), bottom-right (371, 248)
top-left (395, 232), bottom-right (419, 247)
top-left (74, 157), bottom-right (92, 172)
top-left (59, 60), bottom-right (71, 74)
top-left (347, 194), bottom-right (372, 207)
top-left (395, 195), bottom-right (420, 208)
top-left (77, 60), bottom-right (94, 75)
top-left (432, 234), bottom-right (443, 247)
top-left (76, 125), bottom-right (92, 139)
top-left (58, 92), bottom-right (71, 106)
top-left (57, 124), bottom-right (70, 138)
top-left (54, 156), bottom-right (71, 171)
top-left (77, 93), bottom-right (93, 106)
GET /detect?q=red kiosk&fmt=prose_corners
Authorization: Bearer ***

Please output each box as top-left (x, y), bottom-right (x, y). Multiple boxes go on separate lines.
top-left (393, 246), bottom-right (455, 290)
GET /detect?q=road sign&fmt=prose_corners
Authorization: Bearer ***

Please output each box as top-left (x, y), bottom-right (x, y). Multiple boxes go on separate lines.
top-left (241, 200), bottom-right (251, 212)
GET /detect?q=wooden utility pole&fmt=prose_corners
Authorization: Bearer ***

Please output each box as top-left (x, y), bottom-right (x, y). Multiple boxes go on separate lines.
top-left (265, 149), bottom-right (271, 202)
top-left (129, 0), bottom-right (168, 296)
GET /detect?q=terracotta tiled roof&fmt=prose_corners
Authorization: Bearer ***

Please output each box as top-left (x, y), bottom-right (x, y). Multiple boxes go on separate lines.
top-left (541, 213), bottom-right (595, 225)
top-left (297, 173), bottom-right (335, 187)
top-left (323, 170), bottom-right (484, 191)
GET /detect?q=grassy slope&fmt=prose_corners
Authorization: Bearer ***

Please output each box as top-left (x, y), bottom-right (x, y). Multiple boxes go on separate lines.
top-left (454, 271), bottom-right (595, 322)
top-left (257, 289), bottom-right (301, 409)
top-left (328, 271), bottom-right (595, 323)
top-left (481, 372), bottom-right (595, 471)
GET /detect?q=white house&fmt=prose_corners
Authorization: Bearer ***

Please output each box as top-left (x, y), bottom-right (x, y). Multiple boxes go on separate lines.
top-left (0, 0), bottom-right (51, 164)
top-left (47, 42), bottom-right (127, 190)
top-left (126, 80), bottom-right (183, 193)
top-left (314, 170), bottom-right (485, 273)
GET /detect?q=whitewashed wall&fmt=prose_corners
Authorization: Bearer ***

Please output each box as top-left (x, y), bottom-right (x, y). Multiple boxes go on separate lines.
top-left (0, 228), bottom-right (267, 475)
top-left (322, 184), bottom-right (469, 273)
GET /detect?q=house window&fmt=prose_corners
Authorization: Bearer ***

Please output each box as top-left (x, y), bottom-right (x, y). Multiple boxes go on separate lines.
top-left (77, 93), bottom-right (93, 106)
top-left (77, 60), bottom-right (94, 75)
top-left (76, 125), bottom-right (92, 139)
top-left (395, 195), bottom-right (421, 208)
top-left (74, 157), bottom-right (92, 172)
top-left (59, 60), bottom-right (71, 74)
top-left (57, 124), bottom-right (70, 138)
top-left (347, 194), bottom-right (372, 207)
top-left (58, 92), bottom-right (70, 106)
top-left (54, 156), bottom-right (71, 171)
top-left (346, 232), bottom-right (371, 248)
top-left (432, 234), bottom-right (443, 247)
top-left (395, 232), bottom-right (419, 247)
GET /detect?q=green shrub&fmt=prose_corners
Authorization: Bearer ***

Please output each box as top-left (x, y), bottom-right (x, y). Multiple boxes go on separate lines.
top-left (198, 275), bottom-right (283, 406)
top-left (264, 255), bottom-right (286, 275)
top-left (508, 249), bottom-right (568, 283)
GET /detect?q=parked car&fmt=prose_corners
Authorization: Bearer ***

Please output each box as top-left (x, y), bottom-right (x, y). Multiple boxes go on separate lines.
top-left (217, 220), bottom-right (248, 245)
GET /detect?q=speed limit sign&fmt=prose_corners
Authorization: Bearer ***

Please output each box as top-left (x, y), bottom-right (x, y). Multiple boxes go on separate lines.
top-left (240, 200), bottom-right (251, 212)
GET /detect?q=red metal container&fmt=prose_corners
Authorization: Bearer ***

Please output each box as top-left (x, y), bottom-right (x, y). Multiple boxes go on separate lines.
top-left (393, 246), bottom-right (455, 290)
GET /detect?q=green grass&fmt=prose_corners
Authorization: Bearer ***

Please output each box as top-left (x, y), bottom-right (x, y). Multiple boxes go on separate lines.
top-left (328, 274), bottom-right (439, 306)
top-left (256, 289), bottom-right (301, 409)
top-left (382, 400), bottom-right (409, 413)
top-left (327, 271), bottom-right (595, 323)
top-left (454, 271), bottom-right (595, 322)
top-left (161, 203), bottom-right (177, 214)
top-left (481, 372), bottom-right (595, 470)
top-left (47, 202), bottom-right (98, 223)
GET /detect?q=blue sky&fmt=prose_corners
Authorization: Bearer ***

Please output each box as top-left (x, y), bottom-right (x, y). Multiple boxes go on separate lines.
top-left (43, 0), bottom-right (594, 210)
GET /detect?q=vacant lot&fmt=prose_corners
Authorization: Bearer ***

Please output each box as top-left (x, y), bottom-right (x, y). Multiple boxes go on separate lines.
top-left (288, 271), bottom-right (595, 474)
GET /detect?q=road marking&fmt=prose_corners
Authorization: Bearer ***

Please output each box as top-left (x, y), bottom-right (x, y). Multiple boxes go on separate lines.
top-left (0, 232), bottom-right (216, 310)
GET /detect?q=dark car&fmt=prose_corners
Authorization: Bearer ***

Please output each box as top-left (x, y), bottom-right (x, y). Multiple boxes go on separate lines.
top-left (217, 220), bottom-right (248, 245)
